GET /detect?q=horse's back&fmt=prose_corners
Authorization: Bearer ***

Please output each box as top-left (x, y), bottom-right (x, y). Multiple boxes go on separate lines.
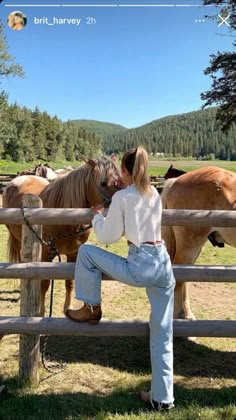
top-left (164, 166), bottom-right (236, 210)
top-left (178, 166), bottom-right (236, 183)
top-left (3, 175), bottom-right (49, 208)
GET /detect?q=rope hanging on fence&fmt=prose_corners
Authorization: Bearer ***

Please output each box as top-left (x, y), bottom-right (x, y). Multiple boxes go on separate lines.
top-left (40, 240), bottom-right (66, 374)
top-left (20, 206), bottom-right (92, 374)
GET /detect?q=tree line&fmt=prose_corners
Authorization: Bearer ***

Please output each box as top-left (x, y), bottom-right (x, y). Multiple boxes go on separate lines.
top-left (104, 108), bottom-right (236, 161)
top-left (0, 0), bottom-right (235, 163)
top-left (1, 96), bottom-right (235, 162)
top-left (0, 92), bottom-right (101, 162)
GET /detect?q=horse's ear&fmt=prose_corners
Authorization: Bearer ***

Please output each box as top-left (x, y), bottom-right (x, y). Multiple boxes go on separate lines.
top-left (85, 158), bottom-right (96, 170)
top-left (170, 164), bottom-right (173, 169)
top-left (78, 152), bottom-right (96, 169)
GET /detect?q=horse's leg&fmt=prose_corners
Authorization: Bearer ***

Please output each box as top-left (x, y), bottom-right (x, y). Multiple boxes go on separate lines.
top-left (174, 284), bottom-right (194, 320)
top-left (173, 228), bottom-right (208, 320)
top-left (63, 253), bottom-right (76, 314)
top-left (40, 280), bottom-right (50, 316)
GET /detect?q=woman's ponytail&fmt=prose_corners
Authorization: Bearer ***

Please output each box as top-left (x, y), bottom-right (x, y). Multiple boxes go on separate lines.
top-left (122, 146), bottom-right (152, 196)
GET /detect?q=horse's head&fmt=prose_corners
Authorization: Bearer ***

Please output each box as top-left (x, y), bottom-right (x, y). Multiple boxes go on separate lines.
top-left (81, 155), bottom-right (124, 207)
top-left (164, 165), bottom-right (186, 180)
top-left (164, 165), bottom-right (173, 179)
top-left (35, 163), bottom-right (57, 180)
top-left (35, 164), bottom-right (47, 178)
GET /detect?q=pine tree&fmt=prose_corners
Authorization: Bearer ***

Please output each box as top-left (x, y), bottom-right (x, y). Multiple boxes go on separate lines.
top-left (0, 20), bottom-right (25, 159)
top-left (32, 107), bottom-right (47, 160)
top-left (0, 19), bottom-right (24, 82)
top-left (201, 0), bottom-right (236, 130)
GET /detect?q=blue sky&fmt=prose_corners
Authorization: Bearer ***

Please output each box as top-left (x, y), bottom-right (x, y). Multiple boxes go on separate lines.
top-left (1, 0), bottom-right (234, 128)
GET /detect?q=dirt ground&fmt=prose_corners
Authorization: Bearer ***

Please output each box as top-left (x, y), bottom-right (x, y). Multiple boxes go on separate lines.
top-left (102, 280), bottom-right (236, 322)
top-left (190, 282), bottom-right (235, 321)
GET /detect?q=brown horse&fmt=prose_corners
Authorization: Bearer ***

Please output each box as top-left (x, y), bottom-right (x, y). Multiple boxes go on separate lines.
top-left (3, 156), bottom-right (123, 315)
top-left (164, 164), bottom-right (186, 179)
top-left (161, 166), bottom-right (236, 320)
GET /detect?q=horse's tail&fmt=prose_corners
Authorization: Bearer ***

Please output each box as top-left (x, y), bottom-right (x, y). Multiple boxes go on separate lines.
top-left (3, 187), bottom-right (21, 263)
top-left (161, 178), bottom-right (177, 262)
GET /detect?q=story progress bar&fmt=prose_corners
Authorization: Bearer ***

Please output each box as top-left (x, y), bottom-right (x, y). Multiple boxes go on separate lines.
top-left (4, 4), bottom-right (213, 8)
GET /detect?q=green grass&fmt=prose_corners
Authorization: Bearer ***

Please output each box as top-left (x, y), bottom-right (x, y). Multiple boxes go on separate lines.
top-left (147, 160), bottom-right (236, 177)
top-left (0, 226), bottom-right (235, 419)
top-left (0, 160), bottom-right (79, 174)
top-left (1, 158), bottom-right (236, 176)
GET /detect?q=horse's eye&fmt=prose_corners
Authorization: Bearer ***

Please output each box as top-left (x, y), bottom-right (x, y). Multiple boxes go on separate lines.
top-left (101, 181), bottom-right (107, 187)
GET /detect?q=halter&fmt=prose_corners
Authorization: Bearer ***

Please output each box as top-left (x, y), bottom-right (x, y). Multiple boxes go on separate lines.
top-left (90, 170), bottom-right (112, 205)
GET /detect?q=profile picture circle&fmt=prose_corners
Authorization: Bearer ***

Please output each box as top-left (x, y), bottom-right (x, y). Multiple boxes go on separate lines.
top-left (7, 11), bottom-right (27, 31)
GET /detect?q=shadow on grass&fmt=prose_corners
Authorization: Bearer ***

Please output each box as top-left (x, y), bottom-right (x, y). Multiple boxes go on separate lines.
top-left (0, 375), bottom-right (235, 420)
top-left (42, 335), bottom-right (236, 379)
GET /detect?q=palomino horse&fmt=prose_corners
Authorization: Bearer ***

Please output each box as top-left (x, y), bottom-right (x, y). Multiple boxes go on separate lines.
top-left (163, 165), bottom-right (225, 248)
top-left (3, 157), bottom-right (123, 315)
top-left (161, 166), bottom-right (236, 320)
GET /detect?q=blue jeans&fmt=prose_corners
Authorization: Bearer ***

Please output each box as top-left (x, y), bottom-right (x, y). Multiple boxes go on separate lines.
top-left (74, 242), bottom-right (175, 404)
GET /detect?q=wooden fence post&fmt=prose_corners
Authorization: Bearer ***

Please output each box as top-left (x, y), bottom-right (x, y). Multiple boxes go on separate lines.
top-left (19, 194), bottom-right (42, 385)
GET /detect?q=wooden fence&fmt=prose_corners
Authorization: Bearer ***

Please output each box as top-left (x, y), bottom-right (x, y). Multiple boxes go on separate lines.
top-left (0, 173), bottom-right (16, 193)
top-left (0, 195), bottom-right (235, 384)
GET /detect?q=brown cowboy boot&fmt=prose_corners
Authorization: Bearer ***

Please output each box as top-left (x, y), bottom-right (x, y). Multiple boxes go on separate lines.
top-left (66, 303), bottom-right (102, 325)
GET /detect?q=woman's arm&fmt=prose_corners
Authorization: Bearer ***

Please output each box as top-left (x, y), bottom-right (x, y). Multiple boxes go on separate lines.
top-left (92, 193), bottom-right (124, 244)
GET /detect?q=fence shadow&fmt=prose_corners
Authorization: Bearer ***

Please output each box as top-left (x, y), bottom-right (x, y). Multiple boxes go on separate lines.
top-left (0, 374), bottom-right (235, 419)
top-left (42, 335), bottom-right (236, 380)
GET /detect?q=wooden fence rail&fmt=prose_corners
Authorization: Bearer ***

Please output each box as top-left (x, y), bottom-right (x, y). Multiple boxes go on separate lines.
top-left (0, 174), bottom-right (16, 192)
top-left (0, 262), bottom-right (236, 282)
top-left (0, 318), bottom-right (235, 338)
top-left (1, 208), bottom-right (236, 226)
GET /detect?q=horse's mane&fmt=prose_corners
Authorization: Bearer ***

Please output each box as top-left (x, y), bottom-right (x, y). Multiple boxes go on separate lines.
top-left (39, 157), bottom-right (117, 208)
top-left (39, 163), bottom-right (90, 208)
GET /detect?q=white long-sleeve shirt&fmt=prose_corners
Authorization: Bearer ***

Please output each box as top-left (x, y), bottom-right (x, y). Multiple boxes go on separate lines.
top-left (92, 185), bottom-right (162, 247)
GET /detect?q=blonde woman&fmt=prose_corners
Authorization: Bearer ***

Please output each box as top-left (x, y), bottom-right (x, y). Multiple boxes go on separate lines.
top-left (67, 146), bottom-right (175, 412)
top-left (8, 12), bottom-right (26, 30)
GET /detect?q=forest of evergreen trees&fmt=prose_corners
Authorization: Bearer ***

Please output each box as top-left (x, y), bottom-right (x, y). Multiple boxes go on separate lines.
top-left (0, 92), bottom-right (101, 162)
top-left (0, 92), bottom-right (235, 162)
top-left (104, 108), bottom-right (236, 161)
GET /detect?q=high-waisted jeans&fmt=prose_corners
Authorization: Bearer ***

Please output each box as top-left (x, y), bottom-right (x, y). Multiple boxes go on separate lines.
top-left (74, 242), bottom-right (175, 404)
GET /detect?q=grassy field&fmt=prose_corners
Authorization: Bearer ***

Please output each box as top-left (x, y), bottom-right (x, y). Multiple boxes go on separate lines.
top-left (0, 160), bottom-right (79, 174)
top-left (147, 160), bottom-right (236, 177)
top-left (0, 158), bottom-right (236, 177)
top-left (0, 222), bottom-right (235, 420)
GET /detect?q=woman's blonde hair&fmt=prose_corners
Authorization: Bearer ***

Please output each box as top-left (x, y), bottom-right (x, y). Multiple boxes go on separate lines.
top-left (122, 146), bottom-right (152, 196)
top-left (8, 12), bottom-right (26, 29)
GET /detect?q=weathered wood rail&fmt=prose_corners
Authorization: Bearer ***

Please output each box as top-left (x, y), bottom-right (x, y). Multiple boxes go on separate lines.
top-left (0, 262), bottom-right (236, 282)
top-left (0, 173), bottom-right (16, 192)
top-left (0, 196), bottom-right (235, 384)
top-left (1, 207), bottom-right (236, 227)
top-left (0, 318), bottom-right (235, 338)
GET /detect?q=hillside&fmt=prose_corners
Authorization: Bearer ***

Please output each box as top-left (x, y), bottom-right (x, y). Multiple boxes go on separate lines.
top-left (1, 91), bottom-right (235, 162)
top-left (104, 108), bottom-right (236, 160)
top-left (71, 119), bottom-right (127, 140)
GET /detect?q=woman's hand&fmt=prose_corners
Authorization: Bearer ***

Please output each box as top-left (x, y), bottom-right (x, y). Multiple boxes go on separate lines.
top-left (91, 204), bottom-right (104, 216)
